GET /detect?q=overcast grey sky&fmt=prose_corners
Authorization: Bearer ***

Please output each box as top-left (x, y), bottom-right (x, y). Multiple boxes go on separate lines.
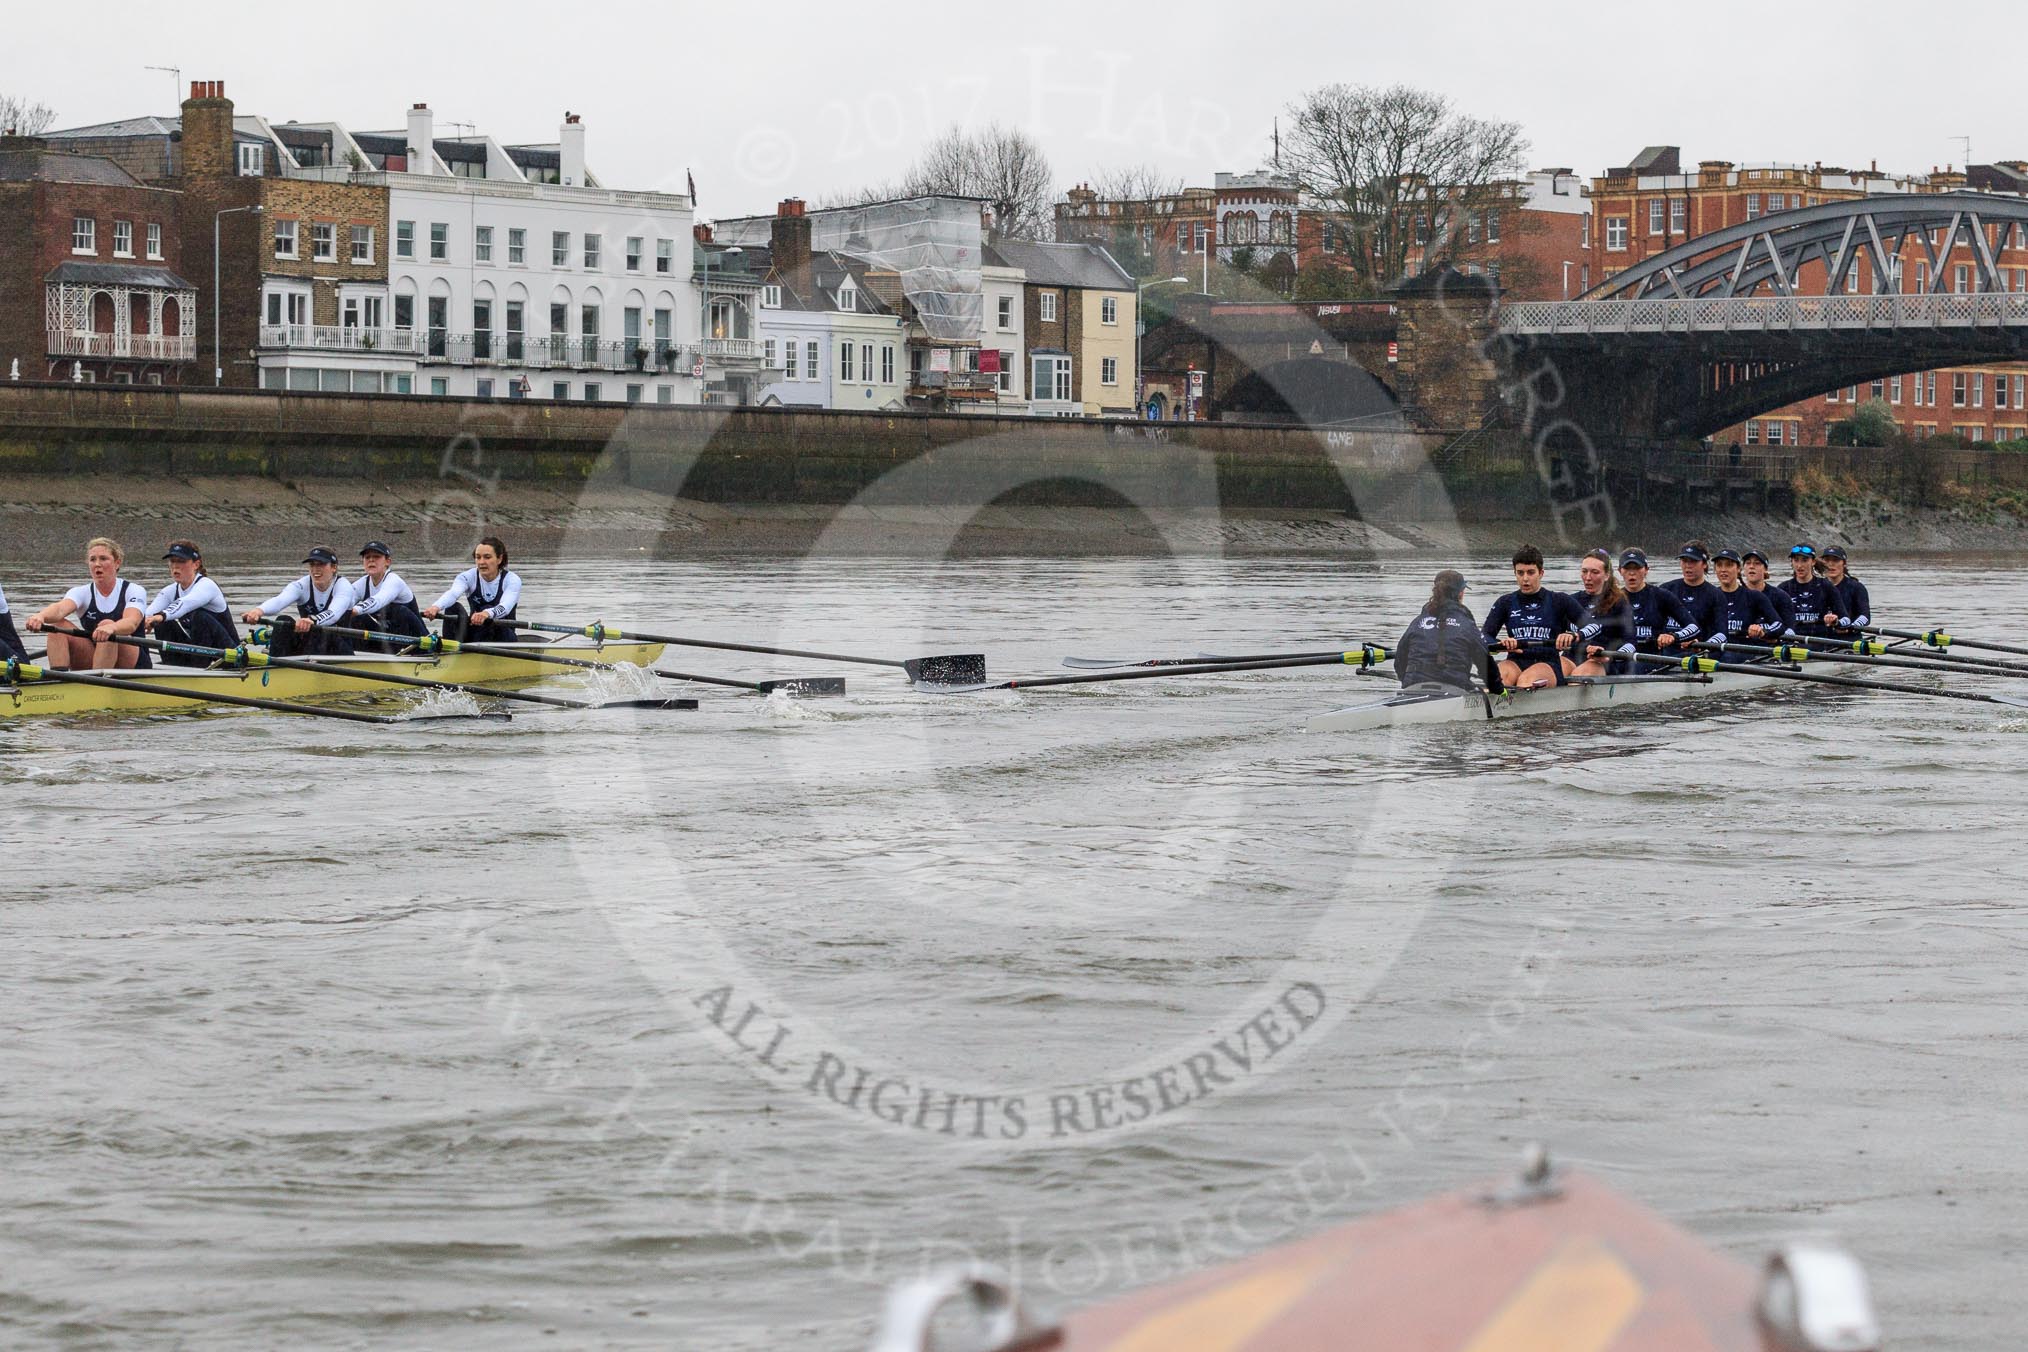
top-left (5, 1), bottom-right (2018, 218)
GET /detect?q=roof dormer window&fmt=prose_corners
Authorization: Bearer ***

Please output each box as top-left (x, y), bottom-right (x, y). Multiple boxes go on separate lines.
top-left (238, 142), bottom-right (266, 177)
top-left (838, 285), bottom-right (856, 313)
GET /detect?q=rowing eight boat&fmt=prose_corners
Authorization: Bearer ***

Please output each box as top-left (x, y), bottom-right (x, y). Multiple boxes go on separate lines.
top-left (0, 638), bottom-right (665, 718)
top-left (1305, 669), bottom-right (1787, 733)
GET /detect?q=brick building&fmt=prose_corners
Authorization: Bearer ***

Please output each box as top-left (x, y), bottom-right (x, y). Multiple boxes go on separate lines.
top-left (0, 135), bottom-right (196, 384)
top-left (984, 240), bottom-right (1137, 417)
top-left (1057, 184), bottom-right (1216, 285)
top-left (1584, 145), bottom-right (2028, 446)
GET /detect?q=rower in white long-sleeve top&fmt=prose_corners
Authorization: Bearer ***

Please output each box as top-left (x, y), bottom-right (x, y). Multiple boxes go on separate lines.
top-left (144, 540), bottom-right (238, 665)
top-left (422, 536), bottom-right (522, 643)
top-left (344, 541), bottom-right (428, 651)
top-left (0, 578), bottom-right (22, 660)
top-left (242, 547), bottom-right (358, 657)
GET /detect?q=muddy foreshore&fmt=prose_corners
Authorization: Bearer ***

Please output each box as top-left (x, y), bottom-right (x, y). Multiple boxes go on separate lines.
top-left (4, 472), bottom-right (2027, 566)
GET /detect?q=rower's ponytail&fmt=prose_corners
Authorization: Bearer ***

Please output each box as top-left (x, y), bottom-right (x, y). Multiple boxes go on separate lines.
top-left (1422, 569), bottom-right (1467, 616)
top-left (1584, 548), bottom-right (1626, 613)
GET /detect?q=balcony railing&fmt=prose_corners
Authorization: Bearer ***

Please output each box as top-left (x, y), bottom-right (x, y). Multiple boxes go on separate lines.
top-left (408, 333), bottom-right (696, 373)
top-left (258, 325), bottom-right (422, 354)
top-left (48, 330), bottom-right (197, 361)
top-left (704, 337), bottom-right (760, 360)
top-left (911, 370), bottom-right (999, 393)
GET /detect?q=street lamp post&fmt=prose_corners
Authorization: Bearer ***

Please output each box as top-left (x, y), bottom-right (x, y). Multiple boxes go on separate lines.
top-left (1136, 275), bottom-right (1188, 419)
top-left (214, 202), bottom-right (263, 387)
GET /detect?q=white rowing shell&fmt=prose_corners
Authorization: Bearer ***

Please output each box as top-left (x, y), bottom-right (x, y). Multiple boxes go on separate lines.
top-left (1306, 669), bottom-right (1787, 733)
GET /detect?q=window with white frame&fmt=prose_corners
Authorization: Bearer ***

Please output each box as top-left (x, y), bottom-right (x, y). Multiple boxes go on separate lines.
top-left (1101, 356), bottom-right (1118, 385)
top-left (1954, 372), bottom-right (1968, 406)
top-left (1891, 375), bottom-right (1903, 404)
top-left (763, 339), bottom-right (776, 367)
top-left (805, 341), bottom-right (819, 380)
top-left (429, 222), bottom-right (447, 261)
top-left (779, 340), bottom-right (793, 371)
top-left (1604, 217), bottom-right (1627, 251)
top-left (997, 350), bottom-right (1013, 392)
top-left (1647, 199), bottom-right (1664, 235)
top-left (583, 233), bottom-right (601, 269)
top-left (1745, 194), bottom-right (1760, 219)
top-left (626, 236), bottom-right (643, 271)
top-left (658, 385), bottom-right (673, 403)
top-left (146, 222), bottom-right (162, 259)
top-left (312, 222), bottom-right (336, 262)
top-left (1193, 223), bottom-right (1207, 253)
top-left (1955, 264), bottom-right (1969, 294)
top-left (1999, 375), bottom-right (2011, 410)
top-left (1975, 372), bottom-right (1986, 407)
top-left (552, 231), bottom-right (570, 266)
top-left (351, 225), bottom-right (374, 263)
top-left (475, 226), bottom-right (493, 262)
top-left (761, 285), bottom-right (781, 308)
top-left (2015, 374), bottom-right (2024, 408)
top-left (273, 218), bottom-right (298, 259)
top-left (840, 342), bottom-right (854, 381)
top-left (998, 295), bottom-right (1013, 329)
top-left (1485, 209), bottom-right (1500, 243)
top-left (1039, 291), bottom-right (1059, 321)
top-left (860, 343), bottom-right (873, 383)
top-left (1670, 197), bottom-right (1687, 234)
top-left (237, 142), bottom-right (265, 176)
top-left (1745, 420), bottom-right (1761, 444)
top-left (1101, 296), bottom-right (1118, 325)
top-left (1927, 372), bottom-right (1938, 405)
top-left (111, 220), bottom-right (132, 257)
top-left (881, 345), bottom-right (895, 383)
top-left (656, 239), bottom-right (672, 274)
top-left (1034, 354), bottom-right (1072, 402)
top-left (837, 284), bottom-right (855, 313)
top-left (1871, 379), bottom-right (1885, 402)
top-left (508, 228), bottom-right (525, 264)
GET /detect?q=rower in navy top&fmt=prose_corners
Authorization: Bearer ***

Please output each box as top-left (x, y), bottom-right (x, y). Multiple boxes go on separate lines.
top-left (1821, 546), bottom-right (1871, 634)
top-left (1618, 549), bottom-right (1696, 653)
top-left (0, 579), bottom-right (21, 660)
top-left (1705, 549), bottom-right (1788, 662)
top-left (1659, 542), bottom-right (1724, 643)
top-left (244, 547), bottom-right (358, 657)
top-left (1566, 548), bottom-right (1636, 676)
top-left (144, 540), bottom-right (237, 665)
top-left (1394, 570), bottom-right (1503, 694)
top-left (23, 536), bottom-right (150, 670)
top-left (345, 541), bottom-right (428, 651)
top-left (1776, 544), bottom-right (1842, 638)
top-left (1740, 549), bottom-right (1795, 633)
top-left (424, 536), bottom-right (521, 644)
top-left (1481, 544), bottom-right (1582, 688)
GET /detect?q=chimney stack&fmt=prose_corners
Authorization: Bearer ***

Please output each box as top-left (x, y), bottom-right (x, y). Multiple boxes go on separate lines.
top-left (406, 103), bottom-right (436, 175)
top-left (771, 198), bottom-right (813, 297)
top-left (179, 79), bottom-right (236, 180)
top-left (559, 112), bottom-right (586, 187)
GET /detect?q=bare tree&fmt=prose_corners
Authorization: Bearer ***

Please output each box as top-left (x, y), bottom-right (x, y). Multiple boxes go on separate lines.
top-left (1086, 163), bottom-right (1187, 202)
top-left (1, 93), bottom-right (56, 136)
top-left (1282, 83), bottom-right (1526, 293)
top-left (840, 123), bottom-right (1055, 241)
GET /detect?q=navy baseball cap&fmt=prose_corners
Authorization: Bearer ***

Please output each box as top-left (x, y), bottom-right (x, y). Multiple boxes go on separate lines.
top-left (1741, 547), bottom-right (1770, 565)
top-left (1678, 543), bottom-right (1710, 562)
top-left (162, 542), bottom-right (201, 561)
top-left (1789, 544), bottom-right (1816, 558)
top-left (1619, 549), bottom-right (1650, 568)
top-left (303, 547), bottom-right (339, 565)
top-left (360, 541), bottom-right (393, 557)
top-left (1712, 548), bottom-right (1743, 564)
top-left (1822, 545), bottom-right (1848, 561)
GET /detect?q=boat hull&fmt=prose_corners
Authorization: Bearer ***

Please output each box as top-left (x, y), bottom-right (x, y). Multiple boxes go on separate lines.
top-left (1306, 669), bottom-right (1784, 733)
top-left (0, 641), bottom-right (666, 719)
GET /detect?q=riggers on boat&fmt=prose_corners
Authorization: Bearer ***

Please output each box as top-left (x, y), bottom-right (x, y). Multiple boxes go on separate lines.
top-left (0, 639), bottom-right (665, 718)
top-left (1305, 668), bottom-right (1786, 733)
top-left (868, 1150), bottom-right (1881, 1352)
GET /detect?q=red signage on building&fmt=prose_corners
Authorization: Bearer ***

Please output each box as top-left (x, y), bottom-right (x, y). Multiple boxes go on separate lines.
top-left (977, 349), bottom-right (1000, 373)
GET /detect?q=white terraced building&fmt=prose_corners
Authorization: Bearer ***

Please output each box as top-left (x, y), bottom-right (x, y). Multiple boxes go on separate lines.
top-left (256, 105), bottom-right (708, 402)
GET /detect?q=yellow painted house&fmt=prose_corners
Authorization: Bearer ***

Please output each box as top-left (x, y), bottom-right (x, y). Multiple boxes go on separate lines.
top-left (986, 240), bottom-right (1138, 418)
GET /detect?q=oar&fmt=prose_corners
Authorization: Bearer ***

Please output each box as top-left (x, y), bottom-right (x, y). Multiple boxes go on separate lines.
top-left (1062, 649), bottom-right (1346, 670)
top-left (924, 647), bottom-right (1393, 694)
top-left (281, 625), bottom-right (836, 696)
top-left (101, 632), bottom-right (696, 712)
top-left (1867, 626), bottom-right (2028, 659)
top-left (1, 656), bottom-right (502, 724)
top-left (1694, 638), bottom-right (2028, 680)
top-left (516, 619), bottom-right (984, 686)
top-left (1625, 651), bottom-right (2028, 710)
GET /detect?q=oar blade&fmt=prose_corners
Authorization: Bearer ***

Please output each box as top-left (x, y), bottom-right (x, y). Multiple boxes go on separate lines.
top-left (596, 697), bottom-right (701, 711)
top-left (755, 677), bottom-right (848, 697)
top-left (901, 654), bottom-right (987, 685)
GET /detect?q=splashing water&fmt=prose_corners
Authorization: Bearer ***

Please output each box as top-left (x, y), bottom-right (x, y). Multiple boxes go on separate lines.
top-left (398, 688), bottom-right (489, 720)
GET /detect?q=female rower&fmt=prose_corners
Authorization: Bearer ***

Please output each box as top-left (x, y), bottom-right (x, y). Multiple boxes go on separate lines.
top-left (345, 541), bottom-right (428, 651)
top-left (1740, 549), bottom-right (1796, 634)
top-left (0, 579), bottom-right (22, 660)
top-left (1565, 547), bottom-right (1635, 676)
top-left (1705, 549), bottom-right (1787, 661)
top-left (1480, 545), bottom-right (1581, 689)
top-left (243, 547), bottom-right (358, 657)
top-left (1618, 549), bottom-right (1696, 653)
top-left (1659, 542), bottom-right (1724, 644)
top-left (1778, 545), bottom-right (1842, 638)
top-left (423, 536), bottom-right (521, 643)
top-left (145, 540), bottom-right (237, 665)
top-left (1394, 570), bottom-right (1502, 694)
top-left (23, 537), bottom-right (151, 670)
top-left (1821, 546), bottom-right (1871, 634)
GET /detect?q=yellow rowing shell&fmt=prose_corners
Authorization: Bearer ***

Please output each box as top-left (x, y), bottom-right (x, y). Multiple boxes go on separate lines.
top-left (0, 641), bottom-right (667, 719)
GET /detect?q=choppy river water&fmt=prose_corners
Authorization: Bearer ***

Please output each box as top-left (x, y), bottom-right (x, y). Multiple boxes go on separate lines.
top-left (3, 553), bottom-right (2025, 1349)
